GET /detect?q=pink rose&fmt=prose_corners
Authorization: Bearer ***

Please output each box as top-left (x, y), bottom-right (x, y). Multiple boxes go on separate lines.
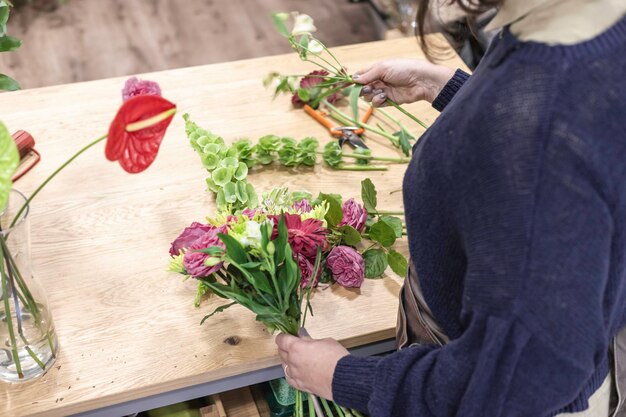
top-left (297, 256), bottom-right (321, 288)
top-left (122, 77), bottom-right (162, 102)
top-left (169, 222), bottom-right (213, 256)
top-left (326, 246), bottom-right (365, 288)
top-left (183, 226), bottom-right (228, 278)
top-left (339, 198), bottom-right (368, 233)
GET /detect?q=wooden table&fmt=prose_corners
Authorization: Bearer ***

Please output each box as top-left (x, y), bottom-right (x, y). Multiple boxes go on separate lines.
top-left (0, 36), bottom-right (466, 417)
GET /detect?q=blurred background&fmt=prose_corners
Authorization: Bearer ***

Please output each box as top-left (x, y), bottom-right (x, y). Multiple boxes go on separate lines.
top-left (0, 0), bottom-right (497, 90)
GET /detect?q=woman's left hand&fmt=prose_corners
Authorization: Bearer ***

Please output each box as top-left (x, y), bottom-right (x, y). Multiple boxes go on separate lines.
top-left (276, 333), bottom-right (350, 400)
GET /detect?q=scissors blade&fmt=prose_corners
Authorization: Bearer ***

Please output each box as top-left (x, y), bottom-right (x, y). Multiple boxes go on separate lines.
top-left (339, 130), bottom-right (368, 149)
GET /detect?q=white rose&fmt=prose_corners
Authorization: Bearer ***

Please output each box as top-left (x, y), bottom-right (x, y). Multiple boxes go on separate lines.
top-left (291, 13), bottom-right (317, 36)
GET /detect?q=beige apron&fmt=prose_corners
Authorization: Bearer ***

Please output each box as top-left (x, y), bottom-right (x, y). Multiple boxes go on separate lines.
top-left (396, 262), bottom-right (626, 416)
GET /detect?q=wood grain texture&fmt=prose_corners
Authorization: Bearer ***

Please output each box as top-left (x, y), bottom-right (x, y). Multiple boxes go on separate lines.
top-left (0, 37), bottom-right (467, 417)
top-left (0, 0), bottom-right (379, 89)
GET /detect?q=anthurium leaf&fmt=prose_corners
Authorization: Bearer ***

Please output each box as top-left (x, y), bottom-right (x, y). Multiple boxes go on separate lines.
top-left (200, 302), bottom-right (237, 324)
top-left (338, 225), bottom-right (362, 246)
top-left (387, 249), bottom-right (408, 277)
top-left (380, 215), bottom-right (403, 238)
top-left (361, 178), bottom-right (377, 213)
top-left (363, 248), bottom-right (388, 278)
top-left (319, 192), bottom-right (343, 228)
top-left (0, 35), bottom-right (20, 52)
top-left (0, 73), bottom-right (19, 91)
top-left (369, 220), bottom-right (396, 247)
top-left (0, 121), bottom-right (19, 212)
top-left (349, 85), bottom-right (362, 121)
top-left (0, 2), bottom-right (10, 36)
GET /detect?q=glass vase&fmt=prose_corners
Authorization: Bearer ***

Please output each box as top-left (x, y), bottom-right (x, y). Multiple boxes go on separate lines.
top-left (0, 189), bottom-right (58, 383)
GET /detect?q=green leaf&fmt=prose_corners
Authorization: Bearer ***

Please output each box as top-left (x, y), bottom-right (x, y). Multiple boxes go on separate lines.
top-left (363, 249), bottom-right (388, 278)
top-left (0, 35), bottom-right (20, 52)
top-left (274, 215), bottom-right (288, 265)
top-left (318, 193), bottom-right (343, 228)
top-left (0, 121), bottom-right (19, 212)
top-left (223, 182), bottom-right (238, 203)
top-left (338, 225), bottom-right (362, 246)
top-left (297, 88), bottom-right (310, 102)
top-left (246, 183), bottom-right (259, 207)
top-left (392, 128), bottom-right (414, 157)
top-left (271, 13), bottom-right (290, 37)
top-left (212, 167), bottom-right (232, 187)
top-left (200, 302), bottom-right (237, 325)
top-left (201, 152), bottom-right (220, 170)
top-left (0, 73), bottom-right (19, 91)
top-left (0, 2), bottom-right (10, 36)
top-left (218, 233), bottom-right (248, 264)
top-left (380, 216), bottom-right (403, 238)
top-left (234, 162), bottom-right (248, 181)
top-left (387, 250), bottom-right (408, 277)
top-left (235, 181), bottom-right (248, 203)
top-left (349, 85), bottom-right (362, 121)
top-left (369, 220), bottom-right (396, 247)
top-left (361, 178), bottom-right (377, 213)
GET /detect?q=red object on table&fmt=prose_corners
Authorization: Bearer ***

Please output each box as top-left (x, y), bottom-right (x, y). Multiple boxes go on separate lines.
top-left (11, 130), bottom-right (41, 182)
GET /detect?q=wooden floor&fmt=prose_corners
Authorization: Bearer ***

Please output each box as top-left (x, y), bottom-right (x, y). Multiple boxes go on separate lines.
top-left (0, 0), bottom-right (380, 89)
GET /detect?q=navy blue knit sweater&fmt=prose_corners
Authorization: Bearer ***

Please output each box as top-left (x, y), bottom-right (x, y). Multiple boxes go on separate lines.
top-left (332, 16), bottom-right (626, 417)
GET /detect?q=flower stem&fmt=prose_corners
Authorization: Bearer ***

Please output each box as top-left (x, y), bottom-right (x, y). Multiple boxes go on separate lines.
top-left (333, 401), bottom-right (345, 417)
top-left (371, 210), bottom-right (405, 216)
top-left (340, 153), bottom-right (409, 163)
top-left (323, 101), bottom-right (401, 146)
top-left (0, 241), bottom-right (23, 379)
top-left (10, 134), bottom-right (108, 228)
top-left (320, 398), bottom-right (334, 416)
top-left (310, 82), bottom-right (349, 108)
top-left (385, 98), bottom-right (429, 129)
top-left (332, 165), bottom-right (388, 171)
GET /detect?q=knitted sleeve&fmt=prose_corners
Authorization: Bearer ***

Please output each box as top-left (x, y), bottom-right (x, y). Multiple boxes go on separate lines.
top-left (432, 69), bottom-right (470, 111)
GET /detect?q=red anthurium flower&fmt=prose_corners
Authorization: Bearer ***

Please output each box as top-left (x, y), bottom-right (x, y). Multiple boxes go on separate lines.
top-left (106, 95), bottom-right (176, 173)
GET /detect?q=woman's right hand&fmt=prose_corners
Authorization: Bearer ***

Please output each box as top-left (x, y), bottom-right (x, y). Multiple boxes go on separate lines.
top-left (353, 59), bottom-right (456, 106)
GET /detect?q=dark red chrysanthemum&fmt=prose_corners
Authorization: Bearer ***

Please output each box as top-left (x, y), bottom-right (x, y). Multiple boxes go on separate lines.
top-left (270, 213), bottom-right (328, 259)
top-left (291, 70), bottom-right (342, 107)
top-left (106, 95), bottom-right (176, 173)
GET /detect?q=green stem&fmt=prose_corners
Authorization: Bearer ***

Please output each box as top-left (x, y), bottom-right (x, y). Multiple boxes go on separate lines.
top-left (338, 152), bottom-right (409, 163)
top-left (352, 411), bottom-right (365, 417)
top-left (341, 407), bottom-right (354, 417)
top-left (0, 241), bottom-right (23, 379)
top-left (385, 98), bottom-right (429, 129)
top-left (10, 134), bottom-right (108, 228)
top-left (332, 401), bottom-right (345, 417)
top-left (332, 165), bottom-right (388, 171)
top-left (324, 101), bottom-right (401, 146)
top-left (371, 210), bottom-right (405, 216)
top-left (310, 81), bottom-right (349, 108)
top-left (308, 393), bottom-right (316, 417)
top-left (320, 398), bottom-right (334, 416)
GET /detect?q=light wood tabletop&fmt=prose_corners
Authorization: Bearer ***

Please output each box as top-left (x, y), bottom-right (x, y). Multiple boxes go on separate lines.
top-left (0, 36), bottom-right (467, 417)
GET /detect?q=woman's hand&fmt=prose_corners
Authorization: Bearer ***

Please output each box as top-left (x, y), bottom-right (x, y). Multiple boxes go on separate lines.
top-left (276, 333), bottom-right (349, 400)
top-left (353, 59), bottom-right (456, 106)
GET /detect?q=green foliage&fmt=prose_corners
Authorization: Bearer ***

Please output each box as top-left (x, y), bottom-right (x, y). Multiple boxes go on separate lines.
top-left (0, 121), bottom-right (19, 212)
top-left (387, 249), bottom-right (408, 277)
top-left (369, 220), bottom-right (396, 247)
top-left (1, 1), bottom-right (21, 91)
top-left (318, 192), bottom-right (343, 228)
top-left (338, 225), bottom-right (361, 246)
top-left (380, 215), bottom-right (403, 238)
top-left (363, 248), bottom-right (388, 278)
top-left (393, 128), bottom-right (414, 156)
top-left (361, 178), bottom-right (377, 213)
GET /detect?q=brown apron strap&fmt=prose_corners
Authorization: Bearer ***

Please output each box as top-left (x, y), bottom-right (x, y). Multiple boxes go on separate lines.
top-left (396, 261), bottom-right (449, 350)
top-left (612, 325), bottom-right (626, 417)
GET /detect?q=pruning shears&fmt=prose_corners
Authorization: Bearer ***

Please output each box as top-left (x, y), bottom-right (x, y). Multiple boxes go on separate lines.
top-left (304, 104), bottom-right (374, 149)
